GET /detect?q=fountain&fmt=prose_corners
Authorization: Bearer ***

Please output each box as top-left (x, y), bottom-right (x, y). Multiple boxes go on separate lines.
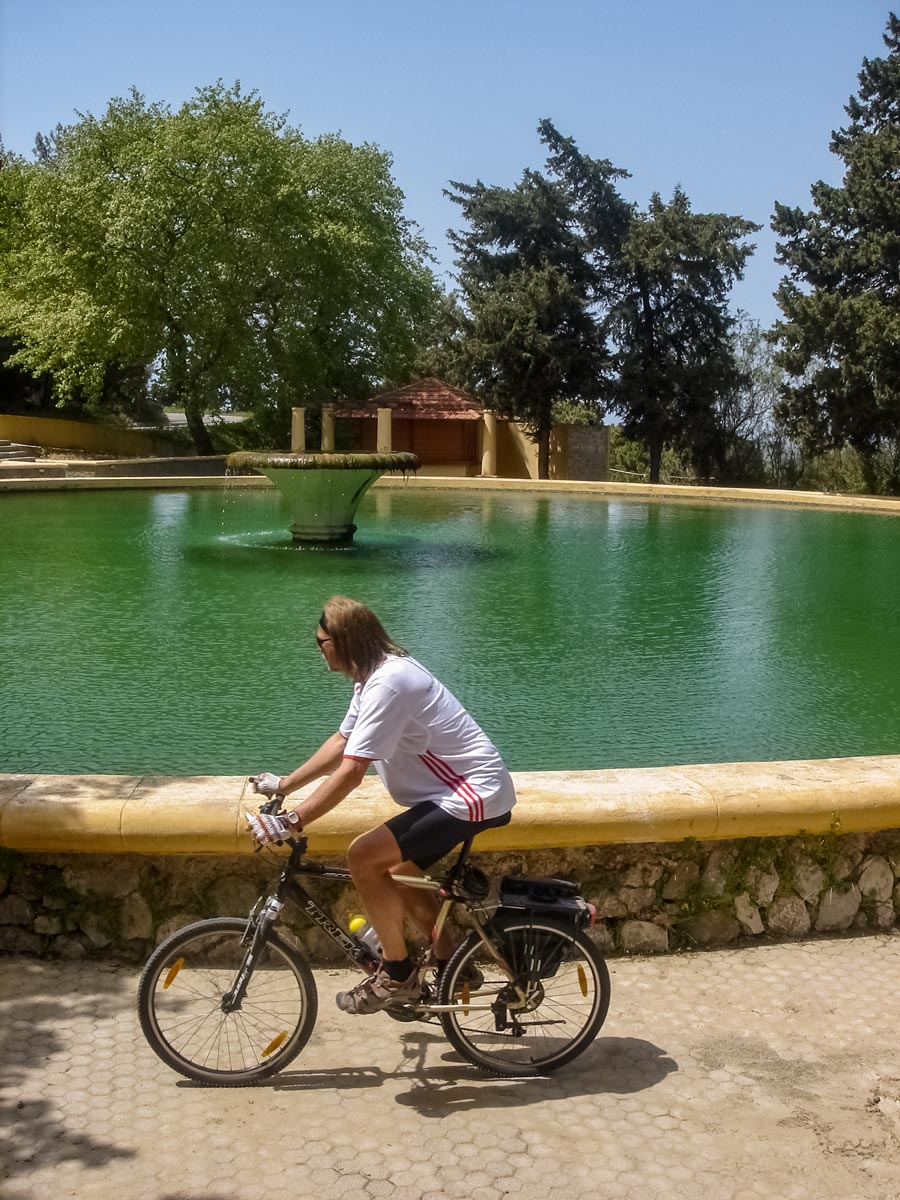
top-left (226, 451), bottom-right (419, 545)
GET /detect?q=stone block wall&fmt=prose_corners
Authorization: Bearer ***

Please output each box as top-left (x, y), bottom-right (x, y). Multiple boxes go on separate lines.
top-left (563, 424), bottom-right (610, 482)
top-left (1, 828), bottom-right (899, 963)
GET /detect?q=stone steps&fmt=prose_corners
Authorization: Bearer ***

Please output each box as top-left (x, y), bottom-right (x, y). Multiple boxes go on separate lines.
top-left (0, 440), bottom-right (40, 460)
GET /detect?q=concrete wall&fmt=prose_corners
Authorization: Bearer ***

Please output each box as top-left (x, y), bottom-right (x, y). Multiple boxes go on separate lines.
top-left (0, 414), bottom-right (183, 458)
top-left (0, 455), bottom-right (226, 480)
top-left (493, 421), bottom-right (609, 481)
top-left (495, 420), bottom-right (538, 479)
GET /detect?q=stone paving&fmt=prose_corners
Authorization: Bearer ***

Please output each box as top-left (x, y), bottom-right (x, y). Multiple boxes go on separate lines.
top-left (3, 934), bottom-right (900, 1200)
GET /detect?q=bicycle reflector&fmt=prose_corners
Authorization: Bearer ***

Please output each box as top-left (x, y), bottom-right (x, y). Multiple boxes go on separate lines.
top-left (163, 958), bottom-right (184, 989)
top-left (262, 1032), bottom-right (289, 1058)
top-left (577, 965), bottom-right (589, 997)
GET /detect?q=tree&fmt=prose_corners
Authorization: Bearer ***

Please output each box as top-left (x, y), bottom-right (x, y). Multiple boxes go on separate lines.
top-left (771, 13), bottom-right (900, 491)
top-left (710, 312), bottom-right (783, 483)
top-left (445, 171), bottom-right (608, 477)
top-left (539, 121), bottom-right (759, 483)
top-left (0, 83), bottom-right (437, 453)
top-left (412, 291), bottom-right (469, 384)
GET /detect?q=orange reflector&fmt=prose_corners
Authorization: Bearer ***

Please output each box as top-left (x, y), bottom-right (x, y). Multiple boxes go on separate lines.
top-left (261, 1032), bottom-right (288, 1058)
top-left (163, 958), bottom-right (184, 989)
top-left (577, 964), bottom-right (588, 997)
top-left (461, 983), bottom-right (470, 1016)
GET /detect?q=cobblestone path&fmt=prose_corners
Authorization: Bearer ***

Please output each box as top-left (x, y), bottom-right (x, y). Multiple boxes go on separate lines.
top-left (3, 935), bottom-right (900, 1199)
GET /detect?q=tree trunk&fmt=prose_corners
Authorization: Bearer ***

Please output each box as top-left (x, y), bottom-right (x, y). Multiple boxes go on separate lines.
top-left (184, 399), bottom-right (214, 456)
top-left (537, 425), bottom-right (551, 480)
top-left (648, 434), bottom-right (663, 484)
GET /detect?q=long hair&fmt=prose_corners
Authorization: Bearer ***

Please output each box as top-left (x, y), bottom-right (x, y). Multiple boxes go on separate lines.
top-left (320, 596), bottom-right (408, 680)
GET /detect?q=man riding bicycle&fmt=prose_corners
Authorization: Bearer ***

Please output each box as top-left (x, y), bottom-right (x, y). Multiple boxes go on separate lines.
top-left (246, 595), bottom-right (516, 1015)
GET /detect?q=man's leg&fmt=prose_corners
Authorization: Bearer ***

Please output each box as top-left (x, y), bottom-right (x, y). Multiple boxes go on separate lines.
top-left (345, 824), bottom-right (411, 962)
top-left (392, 860), bottom-right (456, 959)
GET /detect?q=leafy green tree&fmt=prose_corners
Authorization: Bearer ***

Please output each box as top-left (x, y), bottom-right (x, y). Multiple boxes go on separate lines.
top-left (771, 14), bottom-right (900, 492)
top-left (700, 312), bottom-right (781, 484)
top-left (539, 121), bottom-right (759, 483)
top-left (445, 171), bottom-right (608, 477)
top-left (0, 83), bottom-right (437, 453)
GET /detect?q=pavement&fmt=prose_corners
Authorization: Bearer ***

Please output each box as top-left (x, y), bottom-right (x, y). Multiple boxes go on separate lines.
top-left (3, 934), bottom-right (900, 1200)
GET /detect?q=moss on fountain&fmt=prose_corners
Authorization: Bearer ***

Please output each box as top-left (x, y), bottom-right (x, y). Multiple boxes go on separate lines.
top-left (226, 451), bottom-right (419, 473)
top-left (225, 450), bottom-right (420, 543)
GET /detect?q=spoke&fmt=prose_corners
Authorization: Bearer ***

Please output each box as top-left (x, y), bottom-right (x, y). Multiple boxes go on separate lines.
top-left (168, 1007), bottom-right (225, 1050)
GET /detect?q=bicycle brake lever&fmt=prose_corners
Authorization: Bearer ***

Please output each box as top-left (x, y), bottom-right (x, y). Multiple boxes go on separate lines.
top-left (258, 792), bottom-right (285, 816)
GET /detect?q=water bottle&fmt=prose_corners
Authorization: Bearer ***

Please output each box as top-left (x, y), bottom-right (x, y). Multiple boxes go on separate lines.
top-left (348, 914), bottom-right (382, 957)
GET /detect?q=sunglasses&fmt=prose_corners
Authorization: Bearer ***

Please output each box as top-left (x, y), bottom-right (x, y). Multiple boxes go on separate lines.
top-left (316, 633), bottom-right (332, 650)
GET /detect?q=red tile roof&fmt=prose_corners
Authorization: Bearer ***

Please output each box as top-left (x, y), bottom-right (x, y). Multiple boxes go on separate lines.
top-left (335, 377), bottom-right (484, 420)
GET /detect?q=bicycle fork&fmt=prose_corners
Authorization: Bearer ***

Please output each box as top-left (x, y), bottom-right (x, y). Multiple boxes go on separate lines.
top-left (220, 896), bottom-right (283, 1014)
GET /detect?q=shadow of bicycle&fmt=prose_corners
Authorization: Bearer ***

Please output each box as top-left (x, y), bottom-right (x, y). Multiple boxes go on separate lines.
top-left (241, 1030), bottom-right (676, 1113)
top-left (394, 1033), bottom-right (677, 1115)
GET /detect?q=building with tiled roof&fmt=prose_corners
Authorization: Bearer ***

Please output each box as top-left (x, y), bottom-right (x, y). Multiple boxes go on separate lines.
top-left (329, 377), bottom-right (488, 475)
top-left (335, 377), bottom-right (484, 421)
top-left (309, 376), bottom-right (608, 481)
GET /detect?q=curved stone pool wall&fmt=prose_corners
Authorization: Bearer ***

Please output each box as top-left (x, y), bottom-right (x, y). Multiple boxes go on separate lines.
top-left (3, 470), bottom-right (900, 515)
top-left (2, 757), bottom-right (899, 961)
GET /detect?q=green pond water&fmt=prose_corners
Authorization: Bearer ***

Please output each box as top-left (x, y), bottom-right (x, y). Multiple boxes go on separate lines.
top-left (2, 486), bottom-right (898, 775)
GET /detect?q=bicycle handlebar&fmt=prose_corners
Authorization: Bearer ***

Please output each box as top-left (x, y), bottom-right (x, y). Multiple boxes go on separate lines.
top-left (258, 792), bottom-right (285, 816)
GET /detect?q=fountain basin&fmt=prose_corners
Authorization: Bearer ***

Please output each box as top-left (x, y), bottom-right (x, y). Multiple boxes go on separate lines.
top-left (226, 451), bottom-right (419, 544)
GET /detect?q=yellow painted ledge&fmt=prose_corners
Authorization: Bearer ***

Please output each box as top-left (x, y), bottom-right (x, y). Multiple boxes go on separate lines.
top-left (2, 471), bottom-right (900, 516)
top-left (2, 755), bottom-right (899, 856)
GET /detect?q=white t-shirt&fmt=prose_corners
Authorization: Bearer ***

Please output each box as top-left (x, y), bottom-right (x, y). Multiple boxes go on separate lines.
top-left (340, 655), bottom-right (516, 822)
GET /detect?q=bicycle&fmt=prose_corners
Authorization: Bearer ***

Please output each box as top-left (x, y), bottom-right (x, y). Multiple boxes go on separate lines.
top-left (137, 795), bottom-right (611, 1085)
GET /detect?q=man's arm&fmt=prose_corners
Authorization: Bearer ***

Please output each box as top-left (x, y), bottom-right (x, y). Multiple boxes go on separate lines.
top-left (288, 755), bottom-right (371, 827)
top-left (277, 730), bottom-right (350, 797)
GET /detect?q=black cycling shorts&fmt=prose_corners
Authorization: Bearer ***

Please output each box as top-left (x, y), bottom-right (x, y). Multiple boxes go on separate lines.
top-left (384, 801), bottom-right (512, 870)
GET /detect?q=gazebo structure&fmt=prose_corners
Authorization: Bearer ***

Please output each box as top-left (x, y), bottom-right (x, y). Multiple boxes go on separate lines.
top-left (329, 378), bottom-right (495, 477)
top-left (289, 377), bottom-right (609, 480)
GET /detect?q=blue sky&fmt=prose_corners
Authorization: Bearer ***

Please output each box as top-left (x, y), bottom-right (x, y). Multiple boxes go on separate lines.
top-left (0, 1), bottom-right (891, 325)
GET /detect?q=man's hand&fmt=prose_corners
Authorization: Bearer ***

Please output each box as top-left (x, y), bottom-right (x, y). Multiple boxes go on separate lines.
top-left (245, 811), bottom-right (297, 847)
top-left (250, 772), bottom-right (282, 797)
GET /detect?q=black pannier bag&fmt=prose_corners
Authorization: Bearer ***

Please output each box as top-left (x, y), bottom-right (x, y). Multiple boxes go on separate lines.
top-left (499, 876), bottom-right (587, 917)
top-left (498, 873), bottom-right (591, 928)
top-left (495, 878), bottom-right (593, 979)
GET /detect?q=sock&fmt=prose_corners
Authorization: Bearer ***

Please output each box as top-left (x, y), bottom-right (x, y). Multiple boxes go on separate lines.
top-left (383, 956), bottom-right (412, 982)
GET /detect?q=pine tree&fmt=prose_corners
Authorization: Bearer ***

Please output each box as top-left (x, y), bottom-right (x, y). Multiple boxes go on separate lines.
top-left (446, 171), bottom-right (607, 478)
top-left (771, 13), bottom-right (900, 490)
top-left (540, 121), bottom-right (758, 483)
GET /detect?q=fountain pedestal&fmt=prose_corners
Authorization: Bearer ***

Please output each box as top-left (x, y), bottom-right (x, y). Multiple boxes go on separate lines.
top-left (226, 451), bottom-right (419, 545)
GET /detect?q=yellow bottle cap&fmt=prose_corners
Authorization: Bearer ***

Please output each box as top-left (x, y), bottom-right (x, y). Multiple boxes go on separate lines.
top-left (348, 915), bottom-right (367, 933)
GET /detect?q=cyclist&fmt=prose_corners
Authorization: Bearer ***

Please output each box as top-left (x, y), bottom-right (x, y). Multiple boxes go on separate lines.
top-left (246, 595), bottom-right (516, 1014)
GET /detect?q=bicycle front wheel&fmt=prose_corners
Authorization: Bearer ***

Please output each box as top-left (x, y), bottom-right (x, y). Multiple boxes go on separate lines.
top-left (438, 915), bottom-right (610, 1076)
top-left (138, 917), bottom-right (318, 1085)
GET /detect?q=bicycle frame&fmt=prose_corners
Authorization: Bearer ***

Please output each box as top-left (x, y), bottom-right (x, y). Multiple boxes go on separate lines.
top-left (251, 837), bottom-right (520, 1015)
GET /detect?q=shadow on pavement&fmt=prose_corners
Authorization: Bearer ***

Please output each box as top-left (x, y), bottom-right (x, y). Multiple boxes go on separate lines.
top-left (247, 1030), bottom-right (676, 1112)
top-left (0, 959), bottom-right (136, 1186)
top-left (395, 1033), bottom-right (677, 1115)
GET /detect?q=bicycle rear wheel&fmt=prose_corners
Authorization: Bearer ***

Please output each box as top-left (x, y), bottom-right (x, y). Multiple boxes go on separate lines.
top-left (138, 917), bottom-right (318, 1085)
top-left (438, 915), bottom-right (610, 1076)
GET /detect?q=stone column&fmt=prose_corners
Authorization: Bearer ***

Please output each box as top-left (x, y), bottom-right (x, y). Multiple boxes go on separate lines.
top-left (481, 411), bottom-right (497, 476)
top-left (377, 407), bottom-right (392, 453)
top-left (321, 406), bottom-right (335, 453)
top-left (290, 407), bottom-right (306, 453)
